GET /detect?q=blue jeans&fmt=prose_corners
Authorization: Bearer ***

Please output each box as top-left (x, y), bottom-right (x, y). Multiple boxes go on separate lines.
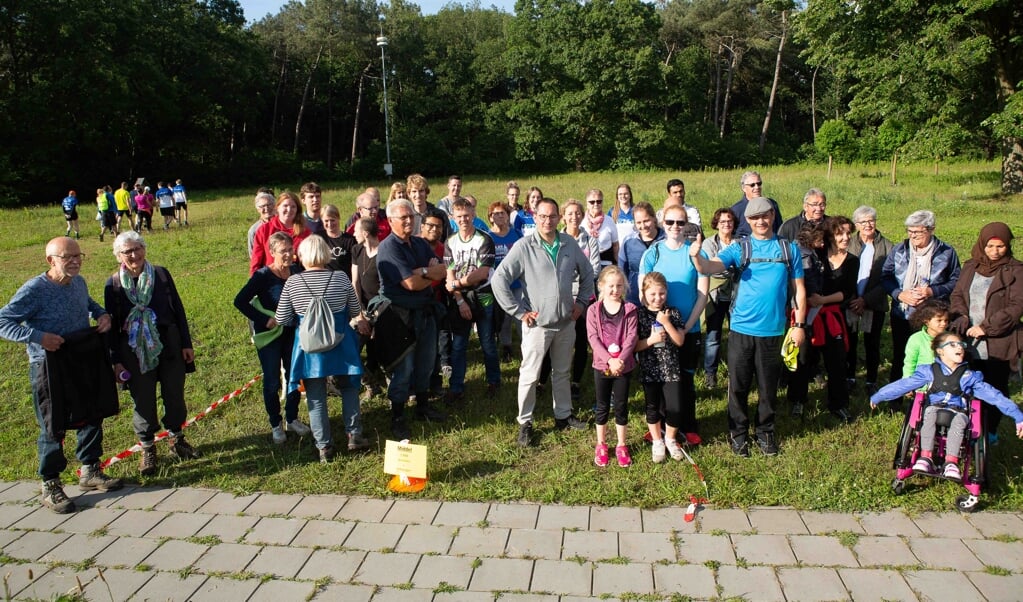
top-left (303, 375), bottom-right (362, 451)
top-left (31, 362), bottom-right (103, 480)
top-left (450, 302), bottom-right (500, 393)
top-left (256, 333), bottom-right (300, 427)
top-left (703, 299), bottom-right (730, 375)
top-left (388, 309), bottom-right (438, 417)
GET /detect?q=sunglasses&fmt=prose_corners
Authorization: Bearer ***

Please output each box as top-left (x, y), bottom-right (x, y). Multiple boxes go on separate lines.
top-left (663, 219), bottom-right (686, 226)
top-left (938, 340), bottom-right (968, 350)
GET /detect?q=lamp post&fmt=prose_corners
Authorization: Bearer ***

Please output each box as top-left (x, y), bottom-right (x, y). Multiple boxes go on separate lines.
top-left (376, 30), bottom-right (393, 177)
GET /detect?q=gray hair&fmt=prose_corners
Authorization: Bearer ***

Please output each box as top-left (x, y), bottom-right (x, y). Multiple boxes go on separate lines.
top-left (112, 231), bottom-right (146, 259)
top-left (740, 170), bottom-right (761, 186)
top-left (298, 235), bottom-right (331, 268)
top-left (254, 191), bottom-right (274, 207)
top-left (267, 232), bottom-right (293, 254)
top-left (852, 205), bottom-right (877, 224)
top-left (904, 210), bottom-right (935, 229)
top-left (386, 198), bottom-right (414, 218)
top-left (803, 188), bottom-right (826, 204)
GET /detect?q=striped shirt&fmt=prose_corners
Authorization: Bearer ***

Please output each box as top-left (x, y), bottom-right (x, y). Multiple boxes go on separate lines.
top-left (274, 269), bottom-right (362, 327)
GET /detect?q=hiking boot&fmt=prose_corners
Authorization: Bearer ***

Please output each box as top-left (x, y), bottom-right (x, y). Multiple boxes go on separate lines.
top-left (78, 463), bottom-right (123, 492)
top-left (757, 433), bottom-right (779, 456)
top-left (730, 434), bottom-right (750, 458)
top-left (912, 457), bottom-right (935, 475)
top-left (319, 445), bottom-right (336, 464)
top-left (168, 435), bottom-right (199, 460)
top-left (943, 462), bottom-right (962, 482)
top-left (594, 443), bottom-right (609, 467)
top-left (392, 416), bottom-right (411, 441)
top-left (555, 414), bottom-right (587, 431)
top-left (615, 445), bottom-right (632, 468)
top-left (651, 439), bottom-right (666, 463)
top-left (139, 445), bottom-right (157, 475)
top-left (272, 425), bottom-right (287, 445)
top-left (347, 433), bottom-right (371, 452)
top-left (517, 421), bottom-right (534, 447)
top-left (665, 438), bottom-right (684, 461)
top-left (287, 419), bottom-right (312, 436)
top-left (41, 479), bottom-right (76, 514)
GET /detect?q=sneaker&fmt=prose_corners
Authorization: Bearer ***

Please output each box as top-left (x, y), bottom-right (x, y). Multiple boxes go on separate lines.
top-left (683, 432), bottom-right (703, 446)
top-left (517, 421), bottom-right (534, 447)
top-left (730, 435), bottom-right (750, 458)
top-left (441, 364), bottom-right (453, 380)
top-left (168, 435), bottom-right (199, 460)
top-left (665, 438), bottom-right (684, 461)
top-left (757, 433), bottom-right (779, 456)
top-left (912, 457), bottom-right (935, 475)
top-left (40, 479), bottom-right (76, 514)
top-left (139, 445), bottom-right (157, 475)
top-left (943, 462), bottom-right (962, 482)
top-left (594, 443), bottom-right (609, 467)
top-left (78, 463), bottom-right (123, 492)
top-left (319, 446), bottom-right (336, 464)
top-left (555, 414), bottom-right (587, 431)
top-left (790, 402), bottom-right (804, 417)
top-left (615, 445), bottom-right (632, 468)
top-left (347, 433), bottom-right (371, 451)
top-left (287, 419), bottom-right (312, 436)
top-left (272, 425), bottom-right (287, 445)
top-left (651, 439), bottom-right (666, 463)
top-left (570, 383), bottom-right (581, 401)
top-left (413, 405), bottom-right (448, 422)
top-left (392, 416), bottom-right (411, 441)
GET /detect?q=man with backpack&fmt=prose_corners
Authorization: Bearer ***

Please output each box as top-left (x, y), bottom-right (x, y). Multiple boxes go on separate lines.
top-left (690, 197), bottom-right (807, 457)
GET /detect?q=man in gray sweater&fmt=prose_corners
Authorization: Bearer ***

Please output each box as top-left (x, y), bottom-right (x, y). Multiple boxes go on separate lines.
top-left (492, 198), bottom-right (595, 447)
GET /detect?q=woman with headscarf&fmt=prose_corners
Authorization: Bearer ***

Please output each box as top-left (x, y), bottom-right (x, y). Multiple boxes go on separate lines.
top-left (950, 222), bottom-right (1023, 439)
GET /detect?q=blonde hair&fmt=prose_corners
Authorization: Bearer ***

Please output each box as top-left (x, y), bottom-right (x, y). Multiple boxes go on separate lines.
top-left (640, 271), bottom-right (668, 307)
top-left (596, 265), bottom-right (629, 300)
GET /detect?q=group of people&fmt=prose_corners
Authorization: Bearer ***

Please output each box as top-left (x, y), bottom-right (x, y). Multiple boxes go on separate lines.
top-left (61, 179), bottom-right (190, 242)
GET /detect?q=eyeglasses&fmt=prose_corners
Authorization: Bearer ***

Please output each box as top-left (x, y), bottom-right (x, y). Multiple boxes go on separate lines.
top-left (50, 253), bottom-right (86, 261)
top-left (422, 222), bottom-right (443, 230)
top-left (587, 200), bottom-right (602, 205)
top-left (361, 206), bottom-right (380, 212)
top-left (663, 219), bottom-right (686, 227)
top-left (717, 219), bottom-right (734, 225)
top-left (907, 228), bottom-right (931, 236)
top-left (744, 181), bottom-right (763, 188)
top-left (118, 247), bottom-right (144, 256)
top-left (805, 202), bottom-right (826, 209)
top-left (938, 340), bottom-right (968, 350)
top-left (257, 204), bottom-right (273, 211)
top-left (489, 212), bottom-right (507, 217)
top-left (535, 214), bottom-right (558, 221)
top-left (392, 214), bottom-right (413, 221)
top-left (856, 219), bottom-right (876, 225)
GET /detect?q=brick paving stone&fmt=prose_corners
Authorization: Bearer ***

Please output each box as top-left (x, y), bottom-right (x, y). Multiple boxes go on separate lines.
top-left (10, 505), bottom-right (74, 531)
top-left (344, 521), bottom-right (407, 551)
top-left (0, 503), bottom-right (36, 528)
top-left (562, 530), bottom-right (618, 561)
top-left (789, 535), bottom-right (859, 568)
top-left (967, 512), bottom-right (1023, 539)
top-left (0, 562), bottom-right (50, 599)
top-left (194, 542), bottom-right (262, 573)
top-left (486, 502), bottom-right (539, 529)
top-left (113, 485), bottom-right (174, 509)
top-left (591, 562), bottom-right (654, 596)
top-left (0, 481), bottom-right (39, 504)
top-left (857, 510), bottom-right (923, 536)
top-left (312, 583), bottom-right (375, 601)
top-left (732, 534), bottom-right (797, 566)
top-left (617, 531), bottom-right (676, 563)
top-left (244, 516), bottom-right (306, 545)
top-left (248, 579), bottom-right (320, 602)
top-left (589, 506), bottom-right (643, 533)
top-left (129, 570), bottom-right (206, 601)
top-left (395, 523), bottom-right (454, 554)
top-left (965, 571), bottom-right (1023, 602)
top-left (246, 544), bottom-right (313, 578)
top-left (963, 539), bottom-right (1023, 571)
top-left (799, 511), bottom-right (866, 535)
top-left (748, 507), bottom-right (808, 535)
top-left (56, 506), bottom-right (124, 534)
top-left (698, 507), bottom-right (751, 534)
top-left (295, 548), bottom-right (365, 581)
top-left (536, 504), bottom-right (589, 530)
top-left (187, 575), bottom-right (261, 601)
top-left (196, 491), bottom-right (259, 514)
top-left (383, 499), bottom-right (441, 525)
top-left (289, 494), bottom-right (346, 519)
top-left (717, 565), bottom-right (784, 602)
top-left (449, 526), bottom-right (510, 557)
top-left (243, 492), bottom-right (303, 516)
top-left (675, 532), bottom-right (736, 565)
top-left (505, 528), bottom-right (562, 560)
top-left (777, 567), bottom-right (849, 601)
top-left (652, 563), bottom-right (717, 599)
top-left (91, 535), bottom-right (161, 568)
top-left (496, 594), bottom-right (559, 602)
top-left (853, 536), bottom-right (920, 568)
top-left (434, 501), bottom-right (490, 527)
top-left (104, 508), bottom-right (171, 538)
top-left (195, 513), bottom-right (260, 542)
top-left (467, 556), bottom-right (533, 592)
top-left (904, 569), bottom-right (984, 601)
top-left (2, 530), bottom-right (69, 561)
top-left (12, 564), bottom-right (94, 601)
top-left (838, 568), bottom-right (916, 602)
top-left (436, 593), bottom-right (500, 602)
top-left (292, 517), bottom-right (355, 549)
top-left (42, 532), bottom-right (116, 563)
top-left (369, 587), bottom-right (435, 602)
top-left (912, 511), bottom-right (983, 539)
top-left (152, 487), bottom-right (218, 512)
top-left (145, 511), bottom-right (214, 539)
top-left (641, 506), bottom-right (696, 534)
top-left (353, 551), bottom-right (421, 585)
top-left (411, 554), bottom-right (476, 589)
top-left (336, 496), bottom-right (393, 522)
top-left (0, 528), bottom-right (23, 547)
top-left (80, 567), bottom-right (153, 601)
top-left (143, 538), bottom-right (208, 571)
top-left (73, 486), bottom-right (129, 509)
top-left (908, 537), bottom-right (984, 571)
top-left (530, 558), bottom-right (593, 596)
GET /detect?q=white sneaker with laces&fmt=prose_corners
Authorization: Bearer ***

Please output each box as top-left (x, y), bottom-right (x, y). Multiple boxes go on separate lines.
top-left (287, 419), bottom-right (311, 436)
top-left (943, 462), bottom-right (962, 481)
top-left (651, 439), bottom-right (666, 464)
top-left (665, 438), bottom-right (684, 461)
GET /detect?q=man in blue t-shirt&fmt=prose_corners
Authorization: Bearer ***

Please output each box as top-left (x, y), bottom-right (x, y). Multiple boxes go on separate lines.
top-left (690, 196), bottom-right (806, 457)
top-left (172, 179), bottom-right (189, 227)
top-left (61, 191), bottom-right (80, 238)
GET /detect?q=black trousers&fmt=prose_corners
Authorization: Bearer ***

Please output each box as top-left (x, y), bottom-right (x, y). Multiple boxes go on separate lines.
top-left (727, 332), bottom-right (782, 439)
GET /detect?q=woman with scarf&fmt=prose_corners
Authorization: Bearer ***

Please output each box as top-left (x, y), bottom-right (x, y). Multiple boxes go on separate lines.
top-left (881, 210), bottom-right (961, 388)
top-left (105, 232), bottom-right (198, 476)
top-left (582, 189), bottom-right (619, 269)
top-left (950, 222), bottom-right (1023, 439)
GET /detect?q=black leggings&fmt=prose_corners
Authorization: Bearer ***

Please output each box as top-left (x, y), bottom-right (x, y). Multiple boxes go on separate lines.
top-left (594, 369), bottom-right (630, 426)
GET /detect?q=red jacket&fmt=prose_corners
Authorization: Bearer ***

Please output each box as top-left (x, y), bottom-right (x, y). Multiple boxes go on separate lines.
top-left (250, 216), bottom-right (311, 275)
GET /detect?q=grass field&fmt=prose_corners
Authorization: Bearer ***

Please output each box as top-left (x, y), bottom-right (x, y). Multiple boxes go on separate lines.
top-left (1, 160), bottom-right (1021, 512)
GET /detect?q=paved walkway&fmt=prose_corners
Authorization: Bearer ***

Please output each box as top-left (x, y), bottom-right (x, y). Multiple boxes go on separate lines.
top-left (2, 480), bottom-right (1023, 601)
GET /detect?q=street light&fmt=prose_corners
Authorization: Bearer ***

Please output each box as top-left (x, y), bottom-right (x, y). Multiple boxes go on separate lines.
top-left (376, 28), bottom-right (392, 177)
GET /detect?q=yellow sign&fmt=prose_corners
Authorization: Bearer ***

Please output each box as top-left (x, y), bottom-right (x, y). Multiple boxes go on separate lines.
top-left (384, 440), bottom-right (428, 479)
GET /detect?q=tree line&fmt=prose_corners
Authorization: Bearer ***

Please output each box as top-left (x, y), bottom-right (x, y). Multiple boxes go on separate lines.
top-left (1, 0), bottom-right (1020, 205)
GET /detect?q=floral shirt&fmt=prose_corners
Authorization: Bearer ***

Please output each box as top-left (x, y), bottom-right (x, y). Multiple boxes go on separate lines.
top-left (636, 305), bottom-right (684, 383)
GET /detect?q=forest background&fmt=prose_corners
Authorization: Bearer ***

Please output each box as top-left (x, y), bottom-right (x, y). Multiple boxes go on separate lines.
top-left (1, 0), bottom-right (1022, 205)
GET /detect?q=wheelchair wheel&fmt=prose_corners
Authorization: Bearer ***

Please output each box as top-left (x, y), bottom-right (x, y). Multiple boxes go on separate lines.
top-left (891, 478), bottom-right (907, 495)
top-left (892, 412), bottom-right (916, 469)
top-left (956, 494), bottom-right (980, 513)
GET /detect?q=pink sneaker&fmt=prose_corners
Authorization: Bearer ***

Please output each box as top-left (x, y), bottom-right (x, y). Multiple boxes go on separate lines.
top-left (615, 445), bottom-right (632, 468)
top-left (594, 443), bottom-right (609, 467)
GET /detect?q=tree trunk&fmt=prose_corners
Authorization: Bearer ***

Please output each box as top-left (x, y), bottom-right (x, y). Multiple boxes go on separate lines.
top-left (293, 45), bottom-right (324, 156)
top-left (810, 66), bottom-right (818, 142)
top-left (720, 45), bottom-right (739, 139)
top-left (890, 152), bottom-right (898, 186)
top-left (1002, 137), bottom-right (1023, 194)
top-left (759, 11), bottom-right (787, 154)
top-left (326, 92), bottom-right (333, 168)
top-left (351, 65), bottom-right (371, 164)
top-left (827, 155), bottom-right (833, 179)
top-left (271, 47), bottom-right (288, 147)
top-left (713, 41), bottom-right (723, 128)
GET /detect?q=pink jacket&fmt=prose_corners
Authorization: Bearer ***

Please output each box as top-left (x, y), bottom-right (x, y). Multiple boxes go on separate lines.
top-left (586, 300), bottom-right (638, 373)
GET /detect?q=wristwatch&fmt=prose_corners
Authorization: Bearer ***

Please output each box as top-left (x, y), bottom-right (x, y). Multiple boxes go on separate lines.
top-left (793, 322), bottom-right (807, 328)
top-left (420, 267), bottom-right (429, 279)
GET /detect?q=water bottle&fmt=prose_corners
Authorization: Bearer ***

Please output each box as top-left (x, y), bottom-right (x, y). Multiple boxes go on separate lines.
top-left (652, 322), bottom-right (665, 348)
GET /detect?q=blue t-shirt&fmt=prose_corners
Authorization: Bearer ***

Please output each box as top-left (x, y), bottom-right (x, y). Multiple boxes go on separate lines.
top-left (490, 228), bottom-right (522, 290)
top-left (377, 234), bottom-right (437, 305)
top-left (717, 236), bottom-right (803, 337)
top-left (513, 212), bottom-right (536, 238)
top-left (638, 240), bottom-right (707, 333)
top-left (62, 195), bottom-right (78, 212)
top-left (172, 184), bottom-right (187, 204)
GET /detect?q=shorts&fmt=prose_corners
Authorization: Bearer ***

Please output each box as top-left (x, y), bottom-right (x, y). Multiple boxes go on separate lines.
top-left (64, 210), bottom-right (78, 221)
top-left (160, 207), bottom-right (175, 217)
top-left (118, 209), bottom-right (130, 216)
top-left (175, 202), bottom-right (187, 210)
top-left (103, 212), bottom-right (117, 227)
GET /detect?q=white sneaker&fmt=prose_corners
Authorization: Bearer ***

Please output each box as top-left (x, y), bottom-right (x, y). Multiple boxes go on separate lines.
top-left (271, 425), bottom-right (287, 445)
top-left (651, 439), bottom-right (666, 464)
top-left (665, 438), bottom-right (684, 461)
top-left (287, 420), bottom-right (311, 436)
